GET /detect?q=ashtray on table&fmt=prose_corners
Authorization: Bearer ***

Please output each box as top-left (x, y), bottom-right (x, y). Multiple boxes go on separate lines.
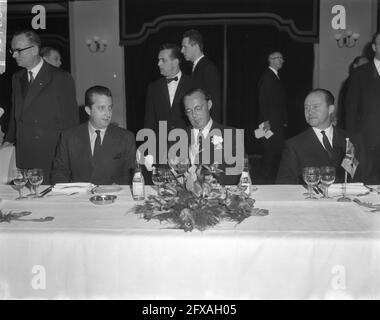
top-left (89, 195), bottom-right (117, 205)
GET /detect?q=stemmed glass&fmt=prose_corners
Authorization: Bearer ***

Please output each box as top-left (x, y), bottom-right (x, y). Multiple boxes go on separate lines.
top-left (303, 167), bottom-right (320, 199)
top-left (320, 166), bottom-right (336, 199)
top-left (11, 168), bottom-right (28, 199)
top-left (152, 166), bottom-right (165, 195)
top-left (27, 168), bottom-right (44, 198)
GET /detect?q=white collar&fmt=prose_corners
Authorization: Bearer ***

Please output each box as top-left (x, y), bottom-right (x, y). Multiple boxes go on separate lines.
top-left (28, 57), bottom-right (44, 77)
top-left (192, 118), bottom-right (213, 139)
top-left (88, 121), bottom-right (107, 135)
top-left (374, 58), bottom-right (380, 69)
top-left (167, 70), bottom-right (181, 82)
top-left (269, 66), bottom-right (279, 77)
top-left (193, 54), bottom-right (205, 70)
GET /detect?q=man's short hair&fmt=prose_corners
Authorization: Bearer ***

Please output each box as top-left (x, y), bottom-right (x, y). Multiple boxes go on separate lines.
top-left (182, 29), bottom-right (204, 52)
top-left (160, 43), bottom-right (182, 61)
top-left (372, 31), bottom-right (380, 45)
top-left (85, 85), bottom-right (112, 107)
top-left (40, 46), bottom-right (59, 58)
top-left (183, 87), bottom-right (211, 104)
top-left (308, 88), bottom-right (335, 106)
top-left (13, 30), bottom-right (41, 48)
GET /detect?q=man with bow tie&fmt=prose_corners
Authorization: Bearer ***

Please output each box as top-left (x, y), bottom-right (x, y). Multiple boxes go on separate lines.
top-left (52, 86), bottom-right (136, 185)
top-left (183, 87), bottom-right (244, 185)
top-left (276, 89), bottom-right (370, 184)
top-left (144, 43), bottom-right (197, 163)
top-left (2, 30), bottom-right (78, 183)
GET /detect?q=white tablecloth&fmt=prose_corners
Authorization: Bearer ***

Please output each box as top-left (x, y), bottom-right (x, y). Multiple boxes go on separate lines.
top-left (0, 146), bottom-right (16, 184)
top-left (0, 185), bottom-right (380, 299)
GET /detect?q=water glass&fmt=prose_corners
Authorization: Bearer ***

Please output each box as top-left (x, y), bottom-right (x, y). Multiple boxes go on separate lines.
top-left (27, 168), bottom-right (44, 198)
top-left (320, 166), bottom-right (336, 198)
top-left (12, 168), bottom-right (27, 199)
top-left (302, 167), bottom-right (320, 199)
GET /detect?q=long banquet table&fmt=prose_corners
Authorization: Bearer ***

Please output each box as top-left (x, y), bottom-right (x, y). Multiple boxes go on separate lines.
top-left (0, 184), bottom-right (380, 299)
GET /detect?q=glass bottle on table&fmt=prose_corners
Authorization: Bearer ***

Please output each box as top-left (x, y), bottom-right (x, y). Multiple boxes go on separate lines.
top-left (132, 164), bottom-right (145, 201)
top-left (239, 157), bottom-right (252, 195)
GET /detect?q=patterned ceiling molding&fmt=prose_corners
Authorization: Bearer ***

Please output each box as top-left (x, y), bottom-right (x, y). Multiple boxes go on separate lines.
top-left (120, 12), bottom-right (319, 46)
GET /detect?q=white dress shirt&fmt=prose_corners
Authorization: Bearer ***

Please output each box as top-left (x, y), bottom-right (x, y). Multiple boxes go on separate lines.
top-left (28, 58), bottom-right (44, 81)
top-left (88, 122), bottom-right (107, 156)
top-left (189, 118), bottom-right (213, 164)
top-left (312, 125), bottom-right (333, 150)
top-left (167, 71), bottom-right (182, 106)
top-left (192, 55), bottom-right (204, 72)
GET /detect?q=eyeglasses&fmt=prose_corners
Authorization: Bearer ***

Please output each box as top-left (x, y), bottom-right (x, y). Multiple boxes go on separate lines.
top-left (185, 104), bottom-right (206, 115)
top-left (271, 56), bottom-right (284, 61)
top-left (9, 45), bottom-right (34, 55)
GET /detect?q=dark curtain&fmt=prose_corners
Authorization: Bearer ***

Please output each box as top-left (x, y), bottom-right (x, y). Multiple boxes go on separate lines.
top-left (226, 25), bottom-right (314, 155)
top-left (125, 25), bottom-right (224, 136)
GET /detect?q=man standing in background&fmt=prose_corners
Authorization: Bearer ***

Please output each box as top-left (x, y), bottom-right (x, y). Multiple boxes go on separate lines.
top-left (2, 30), bottom-right (78, 183)
top-left (181, 29), bottom-right (222, 123)
top-left (40, 46), bottom-right (62, 68)
top-left (144, 43), bottom-right (197, 163)
top-left (257, 51), bottom-right (287, 183)
top-left (345, 32), bottom-right (380, 183)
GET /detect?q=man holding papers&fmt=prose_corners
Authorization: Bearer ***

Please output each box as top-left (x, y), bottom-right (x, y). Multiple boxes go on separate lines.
top-left (257, 51), bottom-right (287, 183)
top-left (276, 89), bottom-right (370, 184)
top-left (51, 86), bottom-right (136, 185)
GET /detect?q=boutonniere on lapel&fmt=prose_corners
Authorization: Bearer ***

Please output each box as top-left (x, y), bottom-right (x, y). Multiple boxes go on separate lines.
top-left (211, 135), bottom-right (223, 150)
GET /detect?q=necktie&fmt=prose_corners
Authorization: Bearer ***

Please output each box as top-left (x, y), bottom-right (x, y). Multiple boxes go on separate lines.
top-left (93, 130), bottom-right (101, 158)
top-left (321, 130), bottom-right (333, 157)
top-left (197, 130), bottom-right (203, 164)
top-left (166, 76), bottom-right (178, 83)
top-left (28, 71), bottom-right (34, 85)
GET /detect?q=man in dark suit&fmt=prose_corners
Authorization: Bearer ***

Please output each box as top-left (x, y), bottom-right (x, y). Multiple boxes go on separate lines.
top-left (181, 29), bottom-right (222, 123)
top-left (2, 30), bottom-right (78, 183)
top-left (345, 32), bottom-right (380, 182)
top-left (277, 89), bottom-right (369, 184)
top-left (182, 88), bottom-right (243, 185)
top-left (258, 51), bottom-right (287, 183)
top-left (144, 43), bottom-right (196, 163)
top-left (52, 86), bottom-right (136, 185)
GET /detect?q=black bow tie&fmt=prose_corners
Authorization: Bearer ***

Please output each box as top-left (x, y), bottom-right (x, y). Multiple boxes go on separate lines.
top-left (166, 76), bottom-right (178, 83)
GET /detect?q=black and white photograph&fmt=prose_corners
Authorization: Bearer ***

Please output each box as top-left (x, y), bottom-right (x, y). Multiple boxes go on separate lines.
top-left (0, 0), bottom-right (380, 302)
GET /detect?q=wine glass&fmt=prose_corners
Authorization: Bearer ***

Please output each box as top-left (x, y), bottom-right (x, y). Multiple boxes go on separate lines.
top-left (152, 166), bottom-right (164, 194)
top-left (27, 168), bottom-right (44, 198)
top-left (302, 167), bottom-right (320, 199)
top-left (11, 168), bottom-right (27, 199)
top-left (320, 166), bottom-right (336, 199)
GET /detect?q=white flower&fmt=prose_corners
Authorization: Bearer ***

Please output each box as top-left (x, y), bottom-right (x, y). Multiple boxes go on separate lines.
top-left (211, 135), bottom-right (223, 149)
top-left (144, 155), bottom-right (154, 171)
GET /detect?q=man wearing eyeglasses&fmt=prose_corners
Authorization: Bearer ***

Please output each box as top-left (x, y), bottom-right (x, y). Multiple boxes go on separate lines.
top-left (183, 87), bottom-right (244, 185)
top-left (2, 30), bottom-right (78, 183)
top-left (257, 51), bottom-right (287, 183)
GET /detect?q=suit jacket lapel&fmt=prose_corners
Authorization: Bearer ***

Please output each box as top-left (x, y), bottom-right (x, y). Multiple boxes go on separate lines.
top-left (77, 123), bottom-right (93, 168)
top-left (307, 128), bottom-right (331, 162)
top-left (172, 76), bottom-right (185, 109)
top-left (23, 61), bottom-right (52, 109)
top-left (159, 78), bottom-right (171, 111)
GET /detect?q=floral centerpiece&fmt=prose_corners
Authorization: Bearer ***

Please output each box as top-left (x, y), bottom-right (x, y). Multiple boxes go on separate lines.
top-left (131, 157), bottom-right (268, 232)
